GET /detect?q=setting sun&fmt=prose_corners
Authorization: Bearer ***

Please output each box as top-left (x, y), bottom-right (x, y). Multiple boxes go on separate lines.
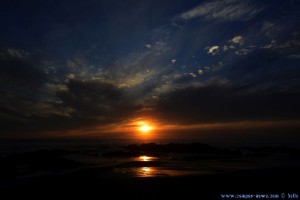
top-left (139, 124), bottom-right (152, 132)
top-left (137, 121), bottom-right (154, 134)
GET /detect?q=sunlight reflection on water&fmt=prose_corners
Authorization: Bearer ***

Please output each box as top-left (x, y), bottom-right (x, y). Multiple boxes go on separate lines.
top-left (127, 166), bottom-right (204, 177)
top-left (136, 155), bottom-right (157, 162)
top-left (138, 167), bottom-right (154, 177)
top-left (115, 155), bottom-right (209, 177)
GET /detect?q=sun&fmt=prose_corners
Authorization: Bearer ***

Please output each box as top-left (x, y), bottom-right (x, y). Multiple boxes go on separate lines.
top-left (137, 122), bottom-right (153, 133)
top-left (139, 124), bottom-right (153, 133)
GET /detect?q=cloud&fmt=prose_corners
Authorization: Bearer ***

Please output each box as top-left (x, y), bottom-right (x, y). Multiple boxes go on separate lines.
top-left (198, 69), bottom-right (203, 75)
top-left (207, 46), bottom-right (219, 55)
top-left (0, 75), bottom-right (143, 135)
top-left (189, 73), bottom-right (197, 78)
top-left (0, 38), bottom-right (176, 134)
top-left (259, 35), bottom-right (300, 51)
top-left (0, 49), bottom-right (48, 87)
top-left (178, 0), bottom-right (264, 22)
top-left (57, 78), bottom-right (138, 119)
top-left (152, 83), bottom-right (300, 124)
top-left (145, 44), bottom-right (152, 49)
top-left (0, 49), bottom-right (84, 133)
top-left (231, 36), bottom-right (243, 44)
top-left (288, 54), bottom-right (300, 59)
top-left (62, 40), bottom-right (172, 94)
top-left (6, 48), bottom-right (28, 58)
top-left (219, 35), bottom-right (252, 55)
top-left (223, 45), bottom-right (228, 51)
top-left (278, 39), bottom-right (300, 49)
top-left (235, 48), bottom-right (252, 56)
top-left (95, 41), bottom-right (172, 89)
top-left (0, 49), bottom-right (58, 118)
top-left (49, 40), bottom-right (178, 126)
top-left (0, 50), bottom-right (62, 133)
top-left (261, 40), bottom-right (277, 49)
top-left (261, 21), bottom-right (274, 32)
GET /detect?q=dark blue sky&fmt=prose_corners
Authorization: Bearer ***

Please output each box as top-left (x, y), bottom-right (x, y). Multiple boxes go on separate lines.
top-left (0, 0), bottom-right (300, 138)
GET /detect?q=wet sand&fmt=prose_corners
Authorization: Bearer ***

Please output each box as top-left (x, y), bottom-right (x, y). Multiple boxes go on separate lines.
top-left (2, 162), bottom-right (299, 199)
top-left (1, 143), bottom-right (299, 199)
top-left (2, 167), bottom-right (299, 199)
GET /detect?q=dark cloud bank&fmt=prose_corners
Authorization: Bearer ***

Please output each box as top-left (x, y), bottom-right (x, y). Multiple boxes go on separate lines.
top-left (1, 47), bottom-right (299, 136)
top-left (154, 85), bottom-right (300, 124)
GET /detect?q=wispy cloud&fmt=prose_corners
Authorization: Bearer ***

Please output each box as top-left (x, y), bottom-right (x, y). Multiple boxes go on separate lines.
top-left (231, 36), bottom-right (243, 44)
top-left (288, 54), bottom-right (300, 59)
top-left (235, 48), bottom-right (252, 56)
top-left (261, 40), bottom-right (277, 49)
top-left (145, 44), bottom-right (152, 49)
top-left (178, 0), bottom-right (264, 22)
top-left (207, 45), bottom-right (219, 55)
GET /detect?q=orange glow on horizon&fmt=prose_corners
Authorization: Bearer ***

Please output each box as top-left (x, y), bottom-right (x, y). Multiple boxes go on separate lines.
top-left (40, 119), bottom-right (300, 141)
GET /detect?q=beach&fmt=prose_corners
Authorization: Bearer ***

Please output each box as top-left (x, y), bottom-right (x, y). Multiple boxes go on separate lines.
top-left (1, 142), bottom-right (299, 199)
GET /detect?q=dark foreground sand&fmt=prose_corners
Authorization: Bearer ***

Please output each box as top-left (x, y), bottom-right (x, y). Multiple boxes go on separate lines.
top-left (1, 143), bottom-right (299, 199)
top-left (2, 166), bottom-right (299, 199)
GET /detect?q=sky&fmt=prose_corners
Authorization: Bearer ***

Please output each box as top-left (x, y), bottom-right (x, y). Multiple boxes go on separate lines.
top-left (0, 0), bottom-right (300, 140)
